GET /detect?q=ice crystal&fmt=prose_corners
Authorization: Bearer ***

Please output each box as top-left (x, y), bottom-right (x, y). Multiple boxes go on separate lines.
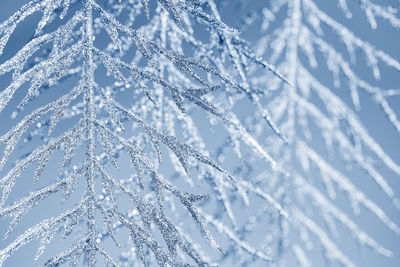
top-left (0, 0), bottom-right (398, 266)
